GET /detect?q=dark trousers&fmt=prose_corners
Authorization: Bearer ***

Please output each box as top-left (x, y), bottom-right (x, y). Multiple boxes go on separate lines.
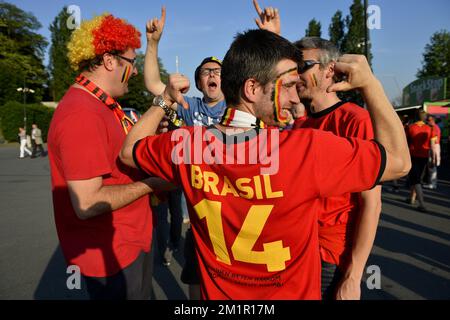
top-left (32, 141), bottom-right (45, 157)
top-left (83, 249), bottom-right (154, 300)
top-left (321, 261), bottom-right (342, 300)
top-left (154, 188), bottom-right (184, 259)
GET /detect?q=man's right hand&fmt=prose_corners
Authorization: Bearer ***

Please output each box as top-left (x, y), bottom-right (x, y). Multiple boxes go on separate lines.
top-left (163, 73), bottom-right (190, 110)
top-left (146, 6), bottom-right (166, 43)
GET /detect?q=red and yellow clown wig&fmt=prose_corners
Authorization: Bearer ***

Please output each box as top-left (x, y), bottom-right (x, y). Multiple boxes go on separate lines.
top-left (68, 14), bottom-right (141, 71)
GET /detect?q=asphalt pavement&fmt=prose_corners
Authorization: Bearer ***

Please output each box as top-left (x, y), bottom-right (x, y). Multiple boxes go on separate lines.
top-left (0, 143), bottom-right (449, 300)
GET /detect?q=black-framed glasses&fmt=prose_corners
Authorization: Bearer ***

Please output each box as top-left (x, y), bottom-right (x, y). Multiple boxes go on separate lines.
top-left (298, 60), bottom-right (321, 74)
top-left (199, 68), bottom-right (221, 77)
top-left (114, 54), bottom-right (137, 67)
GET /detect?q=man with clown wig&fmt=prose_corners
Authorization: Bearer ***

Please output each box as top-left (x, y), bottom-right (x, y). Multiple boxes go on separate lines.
top-left (47, 14), bottom-right (171, 299)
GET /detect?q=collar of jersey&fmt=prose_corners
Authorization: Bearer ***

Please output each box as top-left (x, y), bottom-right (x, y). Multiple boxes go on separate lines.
top-left (206, 125), bottom-right (264, 144)
top-left (310, 100), bottom-right (346, 119)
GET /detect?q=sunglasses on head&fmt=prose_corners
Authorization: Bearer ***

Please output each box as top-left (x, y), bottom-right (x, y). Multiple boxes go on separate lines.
top-left (298, 60), bottom-right (321, 74)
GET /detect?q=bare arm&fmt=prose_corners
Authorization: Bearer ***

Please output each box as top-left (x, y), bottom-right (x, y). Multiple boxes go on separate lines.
top-left (67, 176), bottom-right (174, 220)
top-left (335, 186), bottom-right (382, 300)
top-left (328, 55), bottom-right (411, 181)
top-left (144, 6), bottom-right (167, 96)
top-left (120, 74), bottom-right (190, 169)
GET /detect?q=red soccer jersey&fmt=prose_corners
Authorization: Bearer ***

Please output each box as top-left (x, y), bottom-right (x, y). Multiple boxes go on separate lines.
top-left (133, 125), bottom-right (385, 299)
top-left (48, 87), bottom-right (153, 277)
top-left (407, 121), bottom-right (436, 158)
top-left (295, 101), bottom-right (375, 266)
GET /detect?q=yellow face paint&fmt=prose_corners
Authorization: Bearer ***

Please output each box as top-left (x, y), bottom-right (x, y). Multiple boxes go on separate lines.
top-left (310, 73), bottom-right (318, 87)
top-left (272, 68), bottom-right (299, 124)
top-left (121, 65), bottom-right (132, 83)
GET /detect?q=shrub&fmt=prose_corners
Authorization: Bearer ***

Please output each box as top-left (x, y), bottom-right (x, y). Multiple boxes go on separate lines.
top-left (0, 101), bottom-right (54, 142)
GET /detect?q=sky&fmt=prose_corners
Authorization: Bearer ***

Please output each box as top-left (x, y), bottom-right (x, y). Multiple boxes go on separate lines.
top-left (7, 0), bottom-right (450, 102)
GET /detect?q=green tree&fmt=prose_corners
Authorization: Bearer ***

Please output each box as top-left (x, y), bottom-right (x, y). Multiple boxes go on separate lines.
top-left (342, 0), bottom-right (371, 63)
top-left (340, 0), bottom-right (372, 105)
top-left (117, 55), bottom-right (169, 114)
top-left (48, 7), bottom-right (76, 101)
top-left (0, 2), bottom-right (48, 105)
top-left (305, 19), bottom-right (322, 37)
top-left (417, 30), bottom-right (450, 78)
top-left (329, 10), bottom-right (345, 51)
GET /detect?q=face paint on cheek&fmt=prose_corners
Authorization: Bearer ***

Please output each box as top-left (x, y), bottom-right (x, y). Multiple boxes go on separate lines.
top-left (272, 78), bottom-right (289, 124)
top-left (310, 73), bottom-right (318, 87)
top-left (121, 65), bottom-right (132, 83)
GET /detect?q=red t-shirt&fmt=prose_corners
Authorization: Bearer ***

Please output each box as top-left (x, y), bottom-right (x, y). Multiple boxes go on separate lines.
top-left (47, 87), bottom-right (153, 277)
top-left (295, 101), bottom-right (375, 266)
top-left (407, 121), bottom-right (436, 158)
top-left (133, 125), bottom-right (385, 299)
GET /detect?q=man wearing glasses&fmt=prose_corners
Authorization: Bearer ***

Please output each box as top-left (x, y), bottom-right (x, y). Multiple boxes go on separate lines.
top-left (144, 7), bottom-right (226, 300)
top-left (145, 7), bottom-right (226, 126)
top-left (47, 14), bottom-right (171, 300)
top-left (293, 37), bottom-right (382, 300)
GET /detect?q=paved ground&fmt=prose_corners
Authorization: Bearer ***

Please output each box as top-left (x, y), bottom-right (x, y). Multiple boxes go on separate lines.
top-left (0, 143), bottom-right (449, 300)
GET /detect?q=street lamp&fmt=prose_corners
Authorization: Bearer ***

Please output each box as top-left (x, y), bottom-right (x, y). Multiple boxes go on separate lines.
top-left (16, 87), bottom-right (35, 131)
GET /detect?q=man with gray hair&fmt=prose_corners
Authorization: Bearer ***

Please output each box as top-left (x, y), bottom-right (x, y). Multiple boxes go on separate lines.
top-left (293, 37), bottom-right (382, 300)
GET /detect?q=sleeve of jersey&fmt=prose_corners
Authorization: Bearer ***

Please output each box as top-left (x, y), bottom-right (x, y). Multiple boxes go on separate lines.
top-left (132, 132), bottom-right (180, 184)
top-left (314, 131), bottom-right (386, 198)
top-left (59, 112), bottom-right (112, 180)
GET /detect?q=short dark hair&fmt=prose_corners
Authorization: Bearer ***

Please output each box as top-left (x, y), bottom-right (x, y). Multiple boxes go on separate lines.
top-left (221, 29), bottom-right (302, 106)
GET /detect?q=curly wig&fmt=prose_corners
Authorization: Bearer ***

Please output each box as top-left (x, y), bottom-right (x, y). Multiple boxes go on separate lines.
top-left (67, 14), bottom-right (141, 71)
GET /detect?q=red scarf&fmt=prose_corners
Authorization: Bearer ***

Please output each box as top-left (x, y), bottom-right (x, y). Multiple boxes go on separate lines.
top-left (75, 74), bottom-right (134, 134)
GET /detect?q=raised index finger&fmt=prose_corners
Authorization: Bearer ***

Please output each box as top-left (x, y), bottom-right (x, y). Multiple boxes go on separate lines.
top-left (253, 0), bottom-right (263, 16)
top-left (160, 6), bottom-right (166, 25)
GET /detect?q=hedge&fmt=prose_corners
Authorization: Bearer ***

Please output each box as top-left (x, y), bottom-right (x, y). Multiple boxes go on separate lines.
top-left (0, 101), bottom-right (54, 143)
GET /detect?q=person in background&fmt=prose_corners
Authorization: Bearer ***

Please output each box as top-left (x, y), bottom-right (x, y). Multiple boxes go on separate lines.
top-left (31, 123), bottom-right (46, 158)
top-left (18, 127), bottom-right (32, 159)
top-left (405, 110), bottom-right (438, 212)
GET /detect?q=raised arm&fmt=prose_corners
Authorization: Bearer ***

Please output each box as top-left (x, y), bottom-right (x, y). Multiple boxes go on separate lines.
top-left (144, 6), bottom-right (167, 96)
top-left (120, 74), bottom-right (190, 169)
top-left (328, 55), bottom-right (411, 181)
top-left (252, 0), bottom-right (281, 35)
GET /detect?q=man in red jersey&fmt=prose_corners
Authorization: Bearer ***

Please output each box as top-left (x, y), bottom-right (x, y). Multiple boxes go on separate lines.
top-left (47, 14), bottom-right (171, 299)
top-left (406, 110), bottom-right (438, 212)
top-left (120, 29), bottom-right (410, 300)
top-left (292, 37), bottom-right (382, 300)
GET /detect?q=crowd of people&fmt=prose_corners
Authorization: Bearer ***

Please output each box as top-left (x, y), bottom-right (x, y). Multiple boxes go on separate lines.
top-left (46, 1), bottom-right (415, 300)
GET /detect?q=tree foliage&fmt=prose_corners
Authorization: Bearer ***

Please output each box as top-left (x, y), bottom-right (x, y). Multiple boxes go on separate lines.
top-left (48, 7), bottom-right (76, 101)
top-left (0, 2), bottom-right (48, 105)
top-left (328, 10), bottom-right (345, 51)
top-left (305, 19), bottom-right (322, 37)
top-left (117, 55), bottom-right (169, 114)
top-left (0, 101), bottom-right (54, 142)
top-left (417, 30), bottom-right (450, 78)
